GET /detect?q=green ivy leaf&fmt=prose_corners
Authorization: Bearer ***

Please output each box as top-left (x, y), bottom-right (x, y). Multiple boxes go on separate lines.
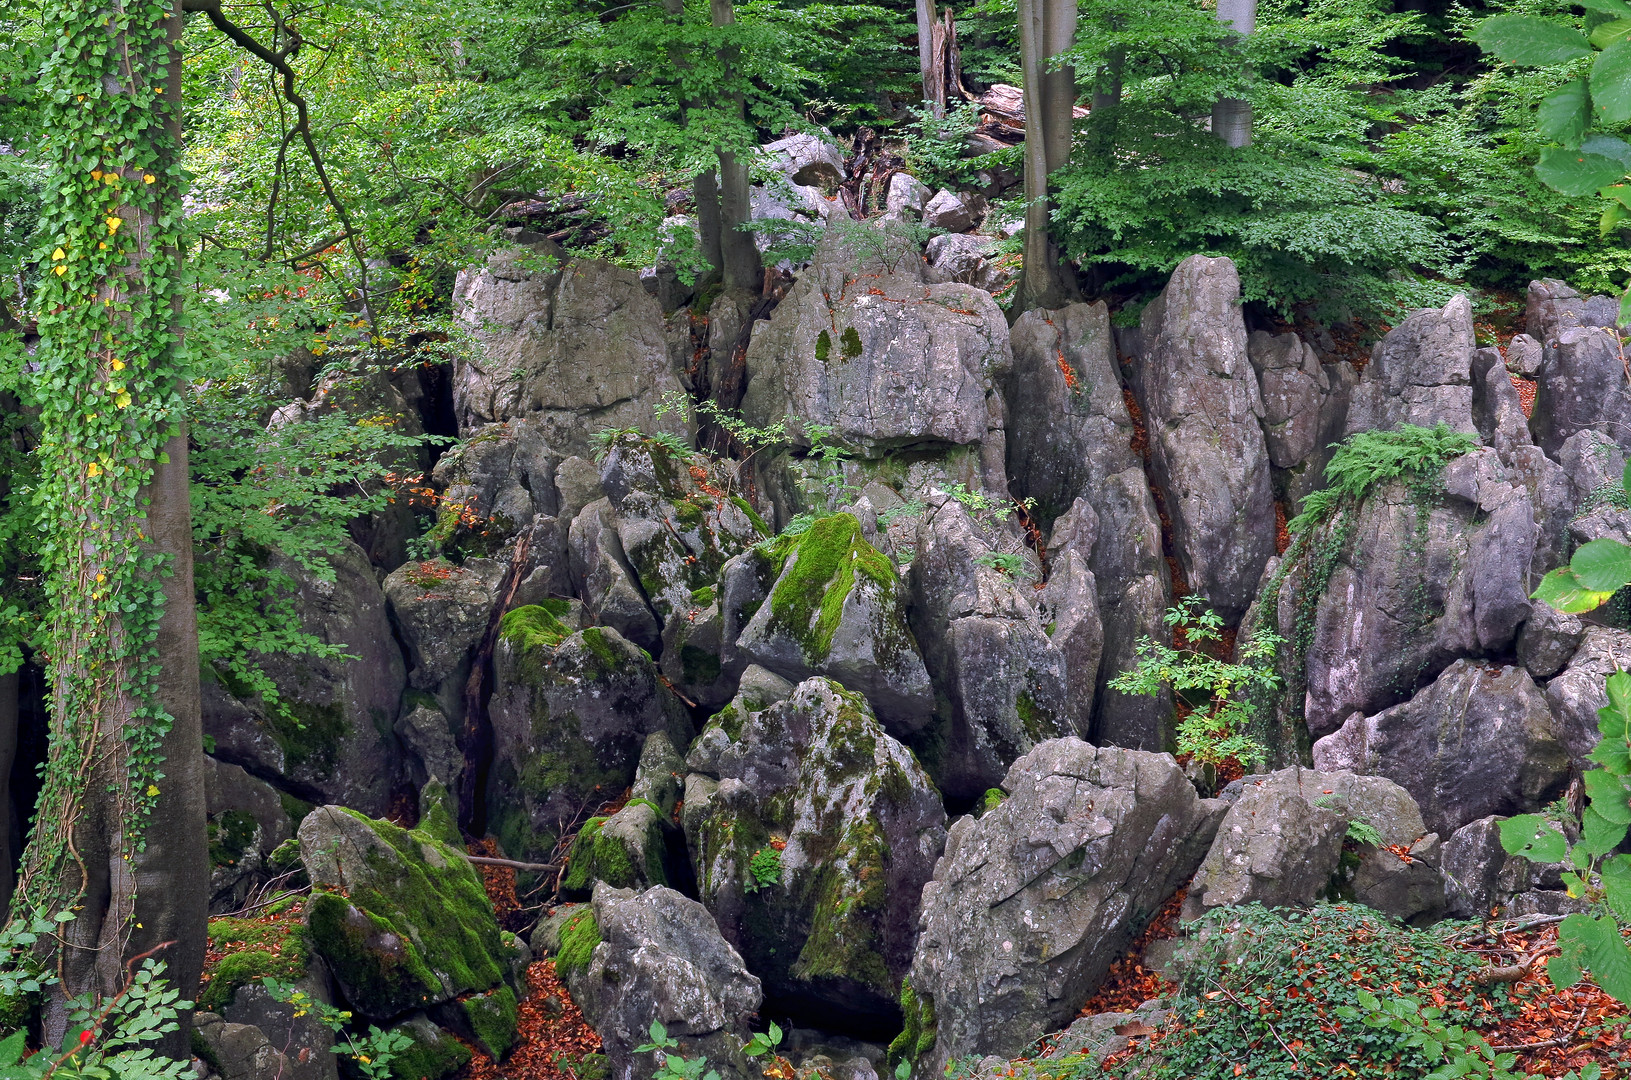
top-left (1595, 39), bottom-right (1631, 122)
top-left (1569, 538), bottom-right (1631, 591)
top-left (1532, 565), bottom-right (1618, 611)
top-left (1541, 79), bottom-right (1593, 143)
top-left (1475, 15), bottom-right (1594, 65)
top-left (1593, 17), bottom-right (1631, 48)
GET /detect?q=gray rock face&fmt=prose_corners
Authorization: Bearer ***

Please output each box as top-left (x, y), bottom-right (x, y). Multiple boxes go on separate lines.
top-left (1518, 604), bottom-right (1586, 680)
top-left (1003, 304), bottom-right (1170, 749)
top-left (194, 1015), bottom-right (291, 1080)
top-left (395, 705), bottom-right (464, 791)
top-left (452, 240), bottom-right (688, 448)
top-left (1441, 815), bottom-right (1536, 919)
top-left (1526, 277), bottom-right (1620, 342)
top-left (1545, 627), bottom-right (1631, 769)
top-left (922, 233), bottom-right (1016, 297)
top-left (923, 189), bottom-right (981, 233)
top-left (1311, 660), bottom-right (1571, 837)
top-left (384, 558), bottom-right (501, 718)
top-left (907, 497), bottom-right (1075, 800)
top-left (683, 677), bottom-right (947, 1021)
top-left (201, 541), bottom-right (405, 817)
top-left (1345, 294), bottom-right (1478, 437)
top-left (1300, 450), bottom-right (1537, 738)
top-left (907, 739), bottom-right (1223, 1075)
top-left (1131, 256), bottom-right (1275, 620)
top-left (730, 512), bottom-right (933, 733)
top-left (488, 622), bottom-right (693, 862)
top-left (430, 417), bottom-right (562, 544)
top-left (1249, 329), bottom-right (1328, 469)
top-left (763, 132), bottom-right (847, 188)
top-left (568, 497), bottom-right (663, 651)
top-left (741, 226), bottom-right (1011, 459)
top-left (1532, 325), bottom-right (1629, 457)
top-left (1187, 769), bottom-right (1437, 921)
top-left (1559, 429), bottom-right (1626, 508)
top-left (1507, 443), bottom-right (1574, 579)
top-left (219, 970), bottom-right (340, 1080)
top-left (886, 173), bottom-right (932, 218)
top-left (1508, 333), bottom-right (1544, 378)
top-left (566, 885), bottom-right (764, 1080)
top-left (204, 757), bottom-right (294, 914)
top-left (1472, 346), bottom-right (1534, 464)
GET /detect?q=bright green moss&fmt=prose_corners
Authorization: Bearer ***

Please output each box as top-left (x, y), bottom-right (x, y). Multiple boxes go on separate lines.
top-left (200, 912), bottom-right (310, 1010)
top-left (815, 328), bottom-right (832, 363)
top-left (1015, 689), bottom-right (1054, 743)
top-left (306, 891), bottom-right (442, 1018)
top-left (730, 495), bottom-right (770, 536)
top-left (555, 908), bottom-right (601, 980)
top-left (417, 780), bottom-right (462, 848)
top-left (500, 603), bottom-right (573, 651)
top-left (887, 977), bottom-right (937, 1067)
top-left (841, 326), bottom-right (863, 359)
top-left (690, 584), bottom-right (717, 606)
top-left (978, 788), bottom-right (1007, 816)
top-left (462, 986), bottom-right (519, 1058)
top-left (766, 514), bottom-right (898, 663)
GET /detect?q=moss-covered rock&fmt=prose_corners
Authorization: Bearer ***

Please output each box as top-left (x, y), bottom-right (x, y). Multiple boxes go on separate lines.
top-left (298, 806), bottom-right (509, 1021)
top-left (731, 515), bottom-right (933, 736)
top-left (199, 915), bottom-right (311, 1012)
top-left (456, 986), bottom-right (519, 1059)
top-left (560, 801), bottom-right (674, 898)
top-left (383, 1014), bottom-right (472, 1080)
top-left (487, 623), bottom-right (693, 865)
top-left (682, 677), bottom-right (946, 1025)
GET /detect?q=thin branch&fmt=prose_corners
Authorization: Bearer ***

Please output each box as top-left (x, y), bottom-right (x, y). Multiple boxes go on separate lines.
top-left (466, 855), bottom-right (561, 873)
top-left (185, 0), bottom-right (375, 329)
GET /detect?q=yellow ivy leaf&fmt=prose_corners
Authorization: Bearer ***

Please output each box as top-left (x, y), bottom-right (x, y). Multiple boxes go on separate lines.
top-left (105, 216), bottom-right (121, 234)
top-left (115, 392), bottom-right (131, 409)
top-left (145, 785), bottom-right (159, 797)
top-left (86, 462), bottom-right (101, 476)
top-left (103, 173), bottom-right (118, 185)
top-left (111, 358), bottom-right (124, 371)
top-left (143, 174), bottom-right (156, 184)
top-left (52, 265), bottom-right (66, 276)
top-left (51, 247), bottom-right (64, 260)
top-left (90, 169), bottom-right (103, 181)
top-left (98, 242), bottom-right (107, 250)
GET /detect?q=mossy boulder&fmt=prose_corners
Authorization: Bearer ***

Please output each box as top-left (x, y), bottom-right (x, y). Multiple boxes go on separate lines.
top-left (682, 677), bottom-right (946, 1027)
top-left (560, 800), bottom-right (676, 898)
top-left (382, 1014), bottom-right (472, 1080)
top-left (731, 514), bottom-right (933, 736)
top-left (382, 557), bottom-right (502, 716)
top-left (298, 807), bottom-right (512, 1034)
top-left (488, 622), bottom-right (693, 864)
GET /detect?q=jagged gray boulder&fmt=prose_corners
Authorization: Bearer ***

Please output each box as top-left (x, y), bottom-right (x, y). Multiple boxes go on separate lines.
top-left (565, 884), bottom-right (765, 1080)
top-left (1247, 329), bottom-right (1356, 512)
top-left (488, 615), bottom-right (693, 862)
top-left (922, 233), bottom-right (1016, 297)
top-left (1130, 255), bottom-right (1275, 620)
top-left (1472, 345), bottom-right (1534, 464)
top-left (1345, 294), bottom-right (1478, 437)
top-left (1312, 660), bottom-right (1571, 837)
top-left (922, 189), bottom-right (981, 232)
top-left (1186, 769), bottom-right (1439, 923)
top-left (384, 558), bottom-right (501, 718)
top-left (1003, 303), bottom-right (1170, 749)
top-left (1545, 627), bottom-right (1631, 768)
top-left (1518, 604), bottom-right (1586, 680)
top-left (1298, 449), bottom-right (1537, 738)
top-left (1526, 277), bottom-right (1620, 341)
top-left (683, 677), bottom-right (947, 1021)
top-left (568, 497), bottom-right (663, 651)
top-left (729, 512), bottom-right (934, 734)
top-left (1441, 815), bottom-right (1539, 919)
top-left (1526, 279), bottom-right (1629, 456)
top-left (203, 757), bottom-right (294, 915)
top-left (886, 172), bottom-right (932, 217)
top-left (907, 496), bottom-right (1075, 800)
top-left (452, 237), bottom-right (689, 447)
top-left (1509, 333), bottom-right (1544, 377)
top-left (905, 739), bottom-right (1223, 1076)
top-left (741, 225), bottom-right (1011, 463)
top-left (429, 416), bottom-right (562, 546)
top-left (201, 541), bottom-right (405, 817)
top-left (193, 1015), bottom-right (291, 1080)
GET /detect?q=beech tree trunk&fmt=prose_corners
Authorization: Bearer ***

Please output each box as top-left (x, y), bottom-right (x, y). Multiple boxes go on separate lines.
top-left (24, 0), bottom-right (208, 1055)
top-left (1015, 0), bottom-right (1081, 314)
top-left (710, 0), bottom-right (763, 297)
top-left (917, 0), bottom-right (941, 115)
top-left (1211, 0), bottom-right (1256, 148)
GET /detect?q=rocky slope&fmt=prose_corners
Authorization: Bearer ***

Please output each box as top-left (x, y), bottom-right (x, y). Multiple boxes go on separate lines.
top-left (195, 177), bottom-right (1631, 1078)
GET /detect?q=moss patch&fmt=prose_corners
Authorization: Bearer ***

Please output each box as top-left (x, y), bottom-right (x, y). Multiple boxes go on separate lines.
top-left (387, 1021), bottom-right (472, 1080)
top-left (307, 891), bottom-right (442, 1018)
top-left (555, 907), bottom-right (601, 980)
top-left (462, 985), bottom-right (519, 1058)
top-left (269, 699), bottom-right (349, 771)
top-left (765, 514), bottom-right (899, 663)
top-left (841, 325), bottom-right (863, 360)
top-left (208, 809), bottom-right (258, 869)
top-left (730, 496), bottom-right (770, 536)
top-left (200, 915), bottom-right (309, 1011)
top-left (887, 977), bottom-right (937, 1067)
top-left (500, 603), bottom-right (574, 651)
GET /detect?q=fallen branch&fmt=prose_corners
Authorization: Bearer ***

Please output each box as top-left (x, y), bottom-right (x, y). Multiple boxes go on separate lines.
top-left (1489, 1005), bottom-right (1590, 1053)
top-left (466, 854), bottom-right (561, 874)
top-left (1472, 944), bottom-right (1558, 985)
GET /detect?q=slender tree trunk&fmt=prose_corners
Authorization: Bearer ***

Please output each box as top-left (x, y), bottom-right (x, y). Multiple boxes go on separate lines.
top-left (1211, 0), bottom-right (1256, 148)
top-left (0, 671), bottom-right (16, 918)
top-left (22, 0), bottom-right (207, 1055)
top-left (1015, 0), bottom-right (1081, 314)
top-left (916, 0), bottom-right (941, 115)
top-left (710, 0), bottom-right (763, 297)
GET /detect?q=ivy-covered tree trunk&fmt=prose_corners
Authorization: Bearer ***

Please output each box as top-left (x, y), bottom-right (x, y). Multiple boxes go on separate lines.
top-left (1211, 0), bottom-right (1256, 148)
top-left (916, 0), bottom-right (941, 116)
top-left (1015, 0), bottom-right (1081, 314)
top-left (710, 0), bottom-right (763, 298)
top-left (18, 0), bottom-right (207, 1050)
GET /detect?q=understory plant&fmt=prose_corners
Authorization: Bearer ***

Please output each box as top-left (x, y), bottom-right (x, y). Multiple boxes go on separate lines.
top-left (1110, 596), bottom-right (1280, 776)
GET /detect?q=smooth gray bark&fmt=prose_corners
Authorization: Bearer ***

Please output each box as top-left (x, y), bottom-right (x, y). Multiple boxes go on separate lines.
top-left (917, 0), bottom-right (941, 116)
top-left (1211, 0), bottom-right (1256, 148)
top-left (1015, 0), bottom-right (1081, 314)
